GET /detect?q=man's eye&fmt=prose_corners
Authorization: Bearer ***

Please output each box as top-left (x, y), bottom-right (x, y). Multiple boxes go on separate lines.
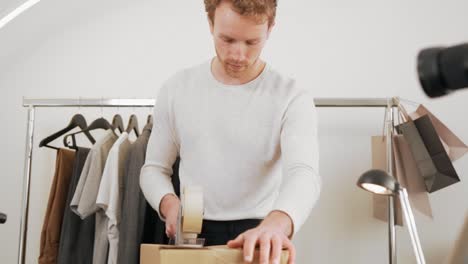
top-left (221, 37), bottom-right (234, 43)
top-left (247, 41), bottom-right (259, 46)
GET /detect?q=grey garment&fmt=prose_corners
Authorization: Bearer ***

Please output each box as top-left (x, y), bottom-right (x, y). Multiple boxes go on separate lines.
top-left (57, 147), bottom-right (94, 264)
top-left (117, 123), bottom-right (152, 264)
top-left (70, 130), bottom-right (118, 264)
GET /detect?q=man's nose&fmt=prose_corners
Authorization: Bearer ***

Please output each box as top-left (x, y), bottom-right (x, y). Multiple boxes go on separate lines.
top-left (230, 42), bottom-right (247, 62)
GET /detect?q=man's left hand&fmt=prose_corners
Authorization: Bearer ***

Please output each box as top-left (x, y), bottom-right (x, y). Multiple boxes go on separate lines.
top-left (226, 211), bottom-right (296, 264)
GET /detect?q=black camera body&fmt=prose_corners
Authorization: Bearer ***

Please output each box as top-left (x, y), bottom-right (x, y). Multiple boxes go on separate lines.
top-left (417, 43), bottom-right (468, 98)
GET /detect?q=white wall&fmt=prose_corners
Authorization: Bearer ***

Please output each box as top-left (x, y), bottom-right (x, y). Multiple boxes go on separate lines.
top-left (0, 0), bottom-right (467, 263)
top-left (0, 0), bottom-right (26, 18)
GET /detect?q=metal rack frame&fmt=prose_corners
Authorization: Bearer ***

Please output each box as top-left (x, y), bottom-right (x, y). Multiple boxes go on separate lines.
top-left (19, 97), bottom-right (399, 264)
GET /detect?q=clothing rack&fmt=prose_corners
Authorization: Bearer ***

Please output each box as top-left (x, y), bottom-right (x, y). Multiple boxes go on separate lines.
top-left (19, 97), bottom-right (400, 264)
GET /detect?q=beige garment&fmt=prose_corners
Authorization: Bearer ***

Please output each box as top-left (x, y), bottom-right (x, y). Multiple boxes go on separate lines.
top-left (96, 132), bottom-right (133, 264)
top-left (70, 130), bottom-right (118, 264)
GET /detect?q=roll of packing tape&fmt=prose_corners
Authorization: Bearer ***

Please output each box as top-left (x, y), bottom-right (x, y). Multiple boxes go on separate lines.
top-left (181, 186), bottom-right (204, 234)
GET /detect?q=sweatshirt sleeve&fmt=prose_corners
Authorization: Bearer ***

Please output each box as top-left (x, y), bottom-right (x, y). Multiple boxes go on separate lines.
top-left (272, 87), bottom-right (321, 237)
top-left (140, 81), bottom-right (179, 221)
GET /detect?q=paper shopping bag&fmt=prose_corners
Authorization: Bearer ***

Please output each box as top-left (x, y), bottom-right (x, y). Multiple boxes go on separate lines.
top-left (396, 115), bottom-right (460, 193)
top-left (409, 105), bottom-right (468, 161)
top-left (392, 135), bottom-right (433, 218)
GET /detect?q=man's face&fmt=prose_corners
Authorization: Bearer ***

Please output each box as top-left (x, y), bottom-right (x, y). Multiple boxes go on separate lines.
top-left (209, 1), bottom-right (272, 78)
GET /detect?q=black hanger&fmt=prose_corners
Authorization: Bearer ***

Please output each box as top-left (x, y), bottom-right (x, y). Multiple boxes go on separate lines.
top-left (64, 117), bottom-right (114, 149)
top-left (39, 114), bottom-right (95, 150)
top-left (147, 114), bottom-right (153, 125)
top-left (112, 114), bottom-right (125, 133)
top-left (125, 114), bottom-right (140, 137)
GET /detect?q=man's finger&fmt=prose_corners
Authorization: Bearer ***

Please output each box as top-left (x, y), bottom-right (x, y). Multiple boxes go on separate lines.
top-left (283, 239), bottom-right (296, 264)
top-left (270, 235), bottom-right (282, 264)
top-left (166, 223), bottom-right (176, 238)
top-left (227, 234), bottom-right (244, 248)
top-left (259, 234), bottom-right (271, 264)
top-left (243, 234), bottom-right (257, 263)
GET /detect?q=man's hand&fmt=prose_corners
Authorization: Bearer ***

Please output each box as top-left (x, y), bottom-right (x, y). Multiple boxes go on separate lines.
top-left (227, 211), bottom-right (296, 264)
top-left (160, 194), bottom-right (180, 238)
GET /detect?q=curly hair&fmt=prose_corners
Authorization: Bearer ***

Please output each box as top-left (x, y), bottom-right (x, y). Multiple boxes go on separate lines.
top-left (204, 0), bottom-right (277, 27)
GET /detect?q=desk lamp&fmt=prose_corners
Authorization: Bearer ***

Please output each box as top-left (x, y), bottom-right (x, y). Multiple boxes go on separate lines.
top-left (357, 169), bottom-right (426, 264)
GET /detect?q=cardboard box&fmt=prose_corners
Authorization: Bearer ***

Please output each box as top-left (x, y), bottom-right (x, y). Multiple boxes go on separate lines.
top-left (140, 244), bottom-right (289, 264)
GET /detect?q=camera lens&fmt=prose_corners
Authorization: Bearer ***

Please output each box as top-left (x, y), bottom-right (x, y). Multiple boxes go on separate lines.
top-left (0, 212), bottom-right (6, 224)
top-left (417, 44), bottom-right (468, 98)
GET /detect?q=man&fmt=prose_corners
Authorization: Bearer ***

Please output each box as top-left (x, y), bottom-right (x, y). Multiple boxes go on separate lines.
top-left (140, 1), bottom-right (320, 263)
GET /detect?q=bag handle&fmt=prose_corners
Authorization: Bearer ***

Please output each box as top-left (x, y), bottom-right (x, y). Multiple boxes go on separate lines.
top-left (395, 97), bottom-right (410, 122)
top-left (381, 99), bottom-right (398, 139)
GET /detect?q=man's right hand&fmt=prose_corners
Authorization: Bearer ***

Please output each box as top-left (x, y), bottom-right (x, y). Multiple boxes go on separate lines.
top-left (160, 194), bottom-right (180, 238)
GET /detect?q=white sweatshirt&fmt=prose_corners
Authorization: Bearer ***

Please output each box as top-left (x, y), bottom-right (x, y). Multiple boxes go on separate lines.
top-left (140, 59), bottom-right (320, 235)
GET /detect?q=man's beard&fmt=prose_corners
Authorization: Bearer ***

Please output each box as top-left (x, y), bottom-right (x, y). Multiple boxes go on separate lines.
top-left (223, 61), bottom-right (249, 77)
top-left (215, 49), bottom-right (257, 78)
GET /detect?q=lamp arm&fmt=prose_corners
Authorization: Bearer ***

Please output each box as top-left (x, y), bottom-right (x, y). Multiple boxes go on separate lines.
top-left (398, 187), bottom-right (426, 264)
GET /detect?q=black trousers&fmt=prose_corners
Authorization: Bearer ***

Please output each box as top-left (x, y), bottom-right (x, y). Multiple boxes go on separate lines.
top-left (200, 219), bottom-right (263, 246)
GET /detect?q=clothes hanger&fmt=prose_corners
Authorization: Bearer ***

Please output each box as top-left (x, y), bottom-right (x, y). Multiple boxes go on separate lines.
top-left (125, 114), bottom-right (140, 137)
top-left (146, 105), bottom-right (153, 126)
top-left (112, 114), bottom-right (125, 133)
top-left (397, 97), bottom-right (420, 107)
top-left (64, 98), bottom-right (116, 149)
top-left (63, 117), bottom-right (114, 149)
top-left (39, 114), bottom-right (96, 150)
top-left (147, 114), bottom-right (153, 125)
top-left (112, 98), bottom-right (125, 133)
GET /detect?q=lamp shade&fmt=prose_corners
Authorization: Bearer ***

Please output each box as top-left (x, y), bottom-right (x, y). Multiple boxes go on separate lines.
top-left (357, 169), bottom-right (399, 195)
